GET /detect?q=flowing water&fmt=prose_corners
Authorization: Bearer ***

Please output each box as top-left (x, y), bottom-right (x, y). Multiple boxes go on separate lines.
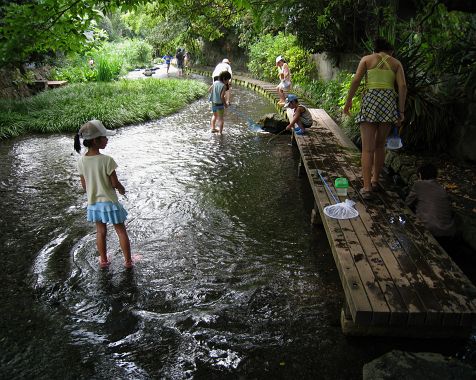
top-left (1, 81), bottom-right (474, 379)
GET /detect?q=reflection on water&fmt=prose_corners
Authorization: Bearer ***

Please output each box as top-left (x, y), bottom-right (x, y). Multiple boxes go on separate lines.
top-left (0, 82), bottom-right (474, 379)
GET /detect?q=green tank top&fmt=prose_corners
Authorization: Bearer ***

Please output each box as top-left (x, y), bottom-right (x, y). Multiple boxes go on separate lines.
top-left (366, 54), bottom-right (395, 90)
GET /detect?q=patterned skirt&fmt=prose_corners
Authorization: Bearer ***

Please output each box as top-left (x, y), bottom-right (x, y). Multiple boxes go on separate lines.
top-left (355, 89), bottom-right (399, 124)
top-left (87, 202), bottom-right (128, 224)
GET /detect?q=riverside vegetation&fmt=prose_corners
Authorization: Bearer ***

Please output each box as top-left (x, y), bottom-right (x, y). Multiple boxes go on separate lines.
top-left (0, 79), bottom-right (207, 139)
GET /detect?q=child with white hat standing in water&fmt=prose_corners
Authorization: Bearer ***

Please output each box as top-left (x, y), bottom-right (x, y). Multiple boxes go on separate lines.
top-left (74, 120), bottom-right (133, 269)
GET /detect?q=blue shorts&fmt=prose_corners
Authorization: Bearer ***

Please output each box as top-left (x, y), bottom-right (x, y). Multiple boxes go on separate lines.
top-left (212, 103), bottom-right (225, 114)
top-left (87, 202), bottom-right (128, 225)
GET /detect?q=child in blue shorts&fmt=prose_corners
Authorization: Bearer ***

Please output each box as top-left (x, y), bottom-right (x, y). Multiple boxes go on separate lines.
top-left (209, 71), bottom-right (231, 134)
top-left (74, 120), bottom-right (133, 269)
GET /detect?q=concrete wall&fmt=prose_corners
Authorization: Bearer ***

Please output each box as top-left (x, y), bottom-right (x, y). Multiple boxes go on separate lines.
top-left (311, 52), bottom-right (359, 80)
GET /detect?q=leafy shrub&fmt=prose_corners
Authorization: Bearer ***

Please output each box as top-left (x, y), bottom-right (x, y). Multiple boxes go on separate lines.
top-left (247, 33), bottom-right (317, 85)
top-left (51, 64), bottom-right (97, 83)
top-left (51, 39), bottom-right (153, 83)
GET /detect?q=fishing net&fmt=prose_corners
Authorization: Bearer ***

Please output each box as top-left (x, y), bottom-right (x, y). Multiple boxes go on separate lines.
top-left (324, 199), bottom-right (359, 219)
top-left (317, 170), bottom-right (359, 220)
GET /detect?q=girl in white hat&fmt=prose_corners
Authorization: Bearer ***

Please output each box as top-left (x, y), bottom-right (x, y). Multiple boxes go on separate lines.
top-left (74, 120), bottom-right (133, 269)
top-left (276, 56), bottom-right (291, 106)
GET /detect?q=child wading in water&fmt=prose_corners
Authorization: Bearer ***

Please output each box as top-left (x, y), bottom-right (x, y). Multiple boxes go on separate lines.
top-left (74, 120), bottom-right (133, 269)
top-left (209, 70), bottom-right (231, 134)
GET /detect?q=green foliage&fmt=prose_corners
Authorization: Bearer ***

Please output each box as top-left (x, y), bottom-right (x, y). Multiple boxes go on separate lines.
top-left (0, 0), bottom-right (146, 67)
top-left (51, 62), bottom-right (98, 83)
top-left (0, 79), bottom-right (208, 139)
top-left (51, 39), bottom-right (153, 83)
top-left (247, 33), bottom-right (317, 85)
top-left (299, 72), bottom-right (360, 137)
top-left (393, 4), bottom-right (475, 152)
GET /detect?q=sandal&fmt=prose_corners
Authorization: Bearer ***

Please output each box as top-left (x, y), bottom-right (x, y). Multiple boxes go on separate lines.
top-left (359, 188), bottom-right (373, 200)
top-left (371, 182), bottom-right (381, 192)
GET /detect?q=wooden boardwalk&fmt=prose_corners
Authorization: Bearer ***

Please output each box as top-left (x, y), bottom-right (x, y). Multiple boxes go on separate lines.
top-left (289, 108), bottom-right (476, 337)
top-left (191, 66), bottom-right (476, 337)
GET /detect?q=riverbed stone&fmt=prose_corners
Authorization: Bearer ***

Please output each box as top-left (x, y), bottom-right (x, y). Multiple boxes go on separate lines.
top-left (363, 350), bottom-right (475, 380)
top-left (258, 113), bottom-right (289, 134)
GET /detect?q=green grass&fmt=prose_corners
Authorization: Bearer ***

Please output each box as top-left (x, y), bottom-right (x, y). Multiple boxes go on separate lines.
top-left (0, 79), bottom-right (208, 139)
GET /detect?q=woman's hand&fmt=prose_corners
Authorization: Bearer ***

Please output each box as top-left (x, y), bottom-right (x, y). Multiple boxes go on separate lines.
top-left (343, 100), bottom-right (352, 116)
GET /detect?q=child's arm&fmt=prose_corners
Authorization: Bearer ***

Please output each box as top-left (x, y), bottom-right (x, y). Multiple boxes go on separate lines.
top-left (220, 87), bottom-right (228, 107)
top-left (80, 175), bottom-right (86, 191)
top-left (285, 107), bottom-right (302, 130)
top-left (110, 170), bottom-right (126, 195)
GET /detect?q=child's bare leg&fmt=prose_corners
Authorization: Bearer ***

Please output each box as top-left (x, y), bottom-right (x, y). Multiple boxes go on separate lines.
top-left (210, 113), bottom-right (217, 131)
top-left (96, 222), bottom-right (108, 264)
top-left (113, 223), bottom-right (132, 265)
top-left (217, 114), bottom-right (224, 134)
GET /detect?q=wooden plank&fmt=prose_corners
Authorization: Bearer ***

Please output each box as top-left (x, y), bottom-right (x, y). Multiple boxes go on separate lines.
top-left (307, 129), bottom-right (453, 327)
top-left (294, 112), bottom-right (476, 330)
top-left (298, 134), bottom-right (391, 325)
top-left (303, 143), bottom-right (409, 326)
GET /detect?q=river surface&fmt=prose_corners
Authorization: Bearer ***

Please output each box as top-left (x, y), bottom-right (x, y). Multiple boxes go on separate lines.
top-left (1, 80), bottom-right (475, 379)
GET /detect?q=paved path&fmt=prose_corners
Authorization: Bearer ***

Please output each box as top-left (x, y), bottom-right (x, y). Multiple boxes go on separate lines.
top-left (124, 64), bottom-right (181, 79)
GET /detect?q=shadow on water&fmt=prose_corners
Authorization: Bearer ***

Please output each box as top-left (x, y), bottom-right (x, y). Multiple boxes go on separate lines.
top-left (1, 80), bottom-right (475, 379)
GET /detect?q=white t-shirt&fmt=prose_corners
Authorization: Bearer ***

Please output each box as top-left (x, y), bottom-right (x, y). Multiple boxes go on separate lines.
top-left (212, 63), bottom-right (232, 79)
top-left (78, 154), bottom-right (119, 205)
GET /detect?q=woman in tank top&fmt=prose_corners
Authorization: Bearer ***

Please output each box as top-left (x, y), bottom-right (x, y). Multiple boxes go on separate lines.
top-left (343, 37), bottom-right (407, 199)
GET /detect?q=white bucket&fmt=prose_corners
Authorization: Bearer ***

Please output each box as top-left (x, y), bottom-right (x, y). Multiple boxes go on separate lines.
top-left (386, 136), bottom-right (403, 150)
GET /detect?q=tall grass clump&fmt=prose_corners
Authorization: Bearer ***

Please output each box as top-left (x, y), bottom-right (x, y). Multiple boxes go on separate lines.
top-left (51, 39), bottom-right (153, 83)
top-left (0, 79), bottom-right (207, 139)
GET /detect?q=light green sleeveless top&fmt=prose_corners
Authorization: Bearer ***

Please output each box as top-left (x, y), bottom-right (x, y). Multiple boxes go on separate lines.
top-left (366, 54), bottom-right (395, 90)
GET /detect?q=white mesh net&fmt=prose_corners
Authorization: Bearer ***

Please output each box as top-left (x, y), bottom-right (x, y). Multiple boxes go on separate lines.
top-left (323, 199), bottom-right (359, 219)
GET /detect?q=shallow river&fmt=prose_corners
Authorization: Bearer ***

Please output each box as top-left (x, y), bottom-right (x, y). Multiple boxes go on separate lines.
top-left (1, 80), bottom-right (474, 379)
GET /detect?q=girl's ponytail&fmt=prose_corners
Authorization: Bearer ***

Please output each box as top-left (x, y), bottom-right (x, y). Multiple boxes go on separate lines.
top-left (74, 133), bottom-right (81, 153)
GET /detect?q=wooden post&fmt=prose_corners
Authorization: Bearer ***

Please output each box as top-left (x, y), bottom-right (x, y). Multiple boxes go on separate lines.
top-left (310, 202), bottom-right (322, 226)
top-left (297, 156), bottom-right (303, 178)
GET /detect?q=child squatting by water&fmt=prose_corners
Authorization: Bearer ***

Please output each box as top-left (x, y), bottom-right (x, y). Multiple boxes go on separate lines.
top-left (74, 120), bottom-right (133, 269)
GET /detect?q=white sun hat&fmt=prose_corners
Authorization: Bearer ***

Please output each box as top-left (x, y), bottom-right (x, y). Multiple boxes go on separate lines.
top-left (79, 120), bottom-right (116, 140)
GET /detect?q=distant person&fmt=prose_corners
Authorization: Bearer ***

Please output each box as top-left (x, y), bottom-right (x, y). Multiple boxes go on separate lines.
top-left (405, 163), bottom-right (456, 247)
top-left (176, 48), bottom-right (185, 76)
top-left (343, 37), bottom-right (407, 200)
top-left (208, 71), bottom-right (232, 134)
top-left (73, 120), bottom-right (133, 269)
top-left (284, 94), bottom-right (313, 136)
top-left (184, 51), bottom-right (192, 73)
top-left (162, 53), bottom-right (173, 74)
top-left (275, 55), bottom-right (291, 106)
top-left (212, 58), bottom-right (233, 104)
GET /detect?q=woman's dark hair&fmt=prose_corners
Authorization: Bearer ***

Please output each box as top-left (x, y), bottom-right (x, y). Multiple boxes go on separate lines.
top-left (374, 37), bottom-right (394, 53)
top-left (219, 71), bottom-right (232, 81)
top-left (418, 163), bottom-right (438, 180)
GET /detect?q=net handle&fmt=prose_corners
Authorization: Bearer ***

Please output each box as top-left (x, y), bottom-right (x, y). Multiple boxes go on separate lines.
top-left (317, 170), bottom-right (340, 204)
